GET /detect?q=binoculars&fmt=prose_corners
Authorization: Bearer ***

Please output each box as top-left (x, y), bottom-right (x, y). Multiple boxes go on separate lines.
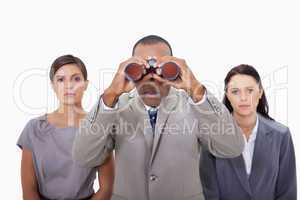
top-left (125, 58), bottom-right (180, 82)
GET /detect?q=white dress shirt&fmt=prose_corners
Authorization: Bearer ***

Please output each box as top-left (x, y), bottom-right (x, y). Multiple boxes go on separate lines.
top-left (242, 116), bottom-right (259, 176)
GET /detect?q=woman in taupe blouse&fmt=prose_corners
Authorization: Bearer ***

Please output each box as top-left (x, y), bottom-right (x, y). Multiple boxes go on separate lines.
top-left (17, 55), bottom-right (114, 200)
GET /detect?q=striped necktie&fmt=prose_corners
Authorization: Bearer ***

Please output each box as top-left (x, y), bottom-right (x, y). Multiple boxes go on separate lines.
top-left (148, 107), bottom-right (158, 133)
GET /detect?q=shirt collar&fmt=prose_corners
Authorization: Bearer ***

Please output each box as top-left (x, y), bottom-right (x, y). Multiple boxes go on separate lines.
top-left (144, 104), bottom-right (159, 112)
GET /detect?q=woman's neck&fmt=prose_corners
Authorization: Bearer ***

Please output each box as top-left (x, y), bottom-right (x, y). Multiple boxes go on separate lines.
top-left (57, 103), bottom-right (84, 115)
top-left (52, 103), bottom-right (86, 127)
top-left (233, 112), bottom-right (257, 140)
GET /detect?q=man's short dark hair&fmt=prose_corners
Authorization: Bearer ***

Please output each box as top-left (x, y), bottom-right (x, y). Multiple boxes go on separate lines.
top-left (132, 35), bottom-right (173, 56)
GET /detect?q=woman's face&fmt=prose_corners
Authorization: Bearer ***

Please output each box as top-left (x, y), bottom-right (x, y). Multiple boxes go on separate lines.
top-left (226, 74), bottom-right (263, 117)
top-left (51, 64), bottom-right (88, 106)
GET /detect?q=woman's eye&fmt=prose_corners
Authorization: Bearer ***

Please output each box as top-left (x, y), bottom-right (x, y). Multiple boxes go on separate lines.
top-left (231, 90), bottom-right (239, 95)
top-left (57, 78), bottom-right (64, 82)
top-left (247, 89), bottom-right (254, 93)
top-left (74, 76), bottom-right (81, 82)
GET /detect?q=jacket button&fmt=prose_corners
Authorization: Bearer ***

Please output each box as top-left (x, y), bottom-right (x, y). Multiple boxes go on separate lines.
top-left (150, 174), bottom-right (157, 181)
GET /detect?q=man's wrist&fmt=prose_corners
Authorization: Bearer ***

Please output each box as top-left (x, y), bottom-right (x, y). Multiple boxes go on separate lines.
top-left (188, 80), bottom-right (205, 103)
top-left (102, 86), bottom-right (120, 108)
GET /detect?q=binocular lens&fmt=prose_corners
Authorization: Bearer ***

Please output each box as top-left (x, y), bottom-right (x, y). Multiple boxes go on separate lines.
top-left (125, 61), bottom-right (180, 81)
top-left (161, 62), bottom-right (179, 80)
top-left (125, 63), bottom-right (144, 81)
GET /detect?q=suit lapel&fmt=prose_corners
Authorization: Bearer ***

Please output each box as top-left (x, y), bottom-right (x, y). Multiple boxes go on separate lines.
top-left (248, 115), bottom-right (271, 190)
top-left (230, 114), bottom-right (271, 196)
top-left (129, 87), bottom-right (179, 165)
top-left (230, 156), bottom-right (252, 195)
top-left (129, 93), bottom-right (152, 147)
top-left (150, 87), bottom-right (178, 165)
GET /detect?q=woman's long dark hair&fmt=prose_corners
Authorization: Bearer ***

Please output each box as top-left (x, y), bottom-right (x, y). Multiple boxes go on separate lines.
top-left (223, 64), bottom-right (273, 120)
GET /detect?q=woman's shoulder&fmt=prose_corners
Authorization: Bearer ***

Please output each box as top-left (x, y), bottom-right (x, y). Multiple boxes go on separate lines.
top-left (258, 114), bottom-right (290, 137)
top-left (27, 114), bottom-right (46, 123)
top-left (24, 114), bottom-right (55, 135)
top-left (17, 114), bottom-right (54, 150)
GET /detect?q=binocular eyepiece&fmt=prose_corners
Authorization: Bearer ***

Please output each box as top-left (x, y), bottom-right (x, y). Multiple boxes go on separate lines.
top-left (125, 58), bottom-right (180, 82)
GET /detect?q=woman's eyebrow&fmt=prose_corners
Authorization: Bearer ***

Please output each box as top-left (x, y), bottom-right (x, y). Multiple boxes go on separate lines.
top-left (71, 73), bottom-right (82, 77)
top-left (228, 87), bottom-right (239, 90)
top-left (229, 85), bottom-right (256, 90)
top-left (245, 86), bottom-right (256, 89)
top-left (55, 73), bottom-right (82, 78)
top-left (55, 74), bottom-right (64, 78)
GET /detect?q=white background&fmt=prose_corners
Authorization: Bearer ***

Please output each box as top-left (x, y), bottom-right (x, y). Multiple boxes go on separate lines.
top-left (0, 0), bottom-right (299, 199)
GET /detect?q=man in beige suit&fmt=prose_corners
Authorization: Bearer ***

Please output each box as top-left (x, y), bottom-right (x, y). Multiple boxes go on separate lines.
top-left (72, 35), bottom-right (244, 200)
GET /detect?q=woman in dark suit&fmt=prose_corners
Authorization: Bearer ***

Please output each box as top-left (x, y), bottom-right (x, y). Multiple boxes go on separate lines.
top-left (200, 64), bottom-right (297, 200)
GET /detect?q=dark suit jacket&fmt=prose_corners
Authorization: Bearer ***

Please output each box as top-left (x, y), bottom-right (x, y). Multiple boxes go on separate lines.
top-left (200, 114), bottom-right (297, 200)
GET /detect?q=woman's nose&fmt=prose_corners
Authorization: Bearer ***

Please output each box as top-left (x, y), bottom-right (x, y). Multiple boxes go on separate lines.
top-left (64, 80), bottom-right (75, 89)
top-left (240, 91), bottom-right (247, 101)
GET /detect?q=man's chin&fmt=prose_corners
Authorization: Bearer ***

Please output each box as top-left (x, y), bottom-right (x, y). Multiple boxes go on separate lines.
top-left (141, 95), bottom-right (161, 107)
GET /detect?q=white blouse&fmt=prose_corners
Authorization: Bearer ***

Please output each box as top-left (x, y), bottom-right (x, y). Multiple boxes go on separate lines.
top-left (242, 116), bottom-right (259, 176)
